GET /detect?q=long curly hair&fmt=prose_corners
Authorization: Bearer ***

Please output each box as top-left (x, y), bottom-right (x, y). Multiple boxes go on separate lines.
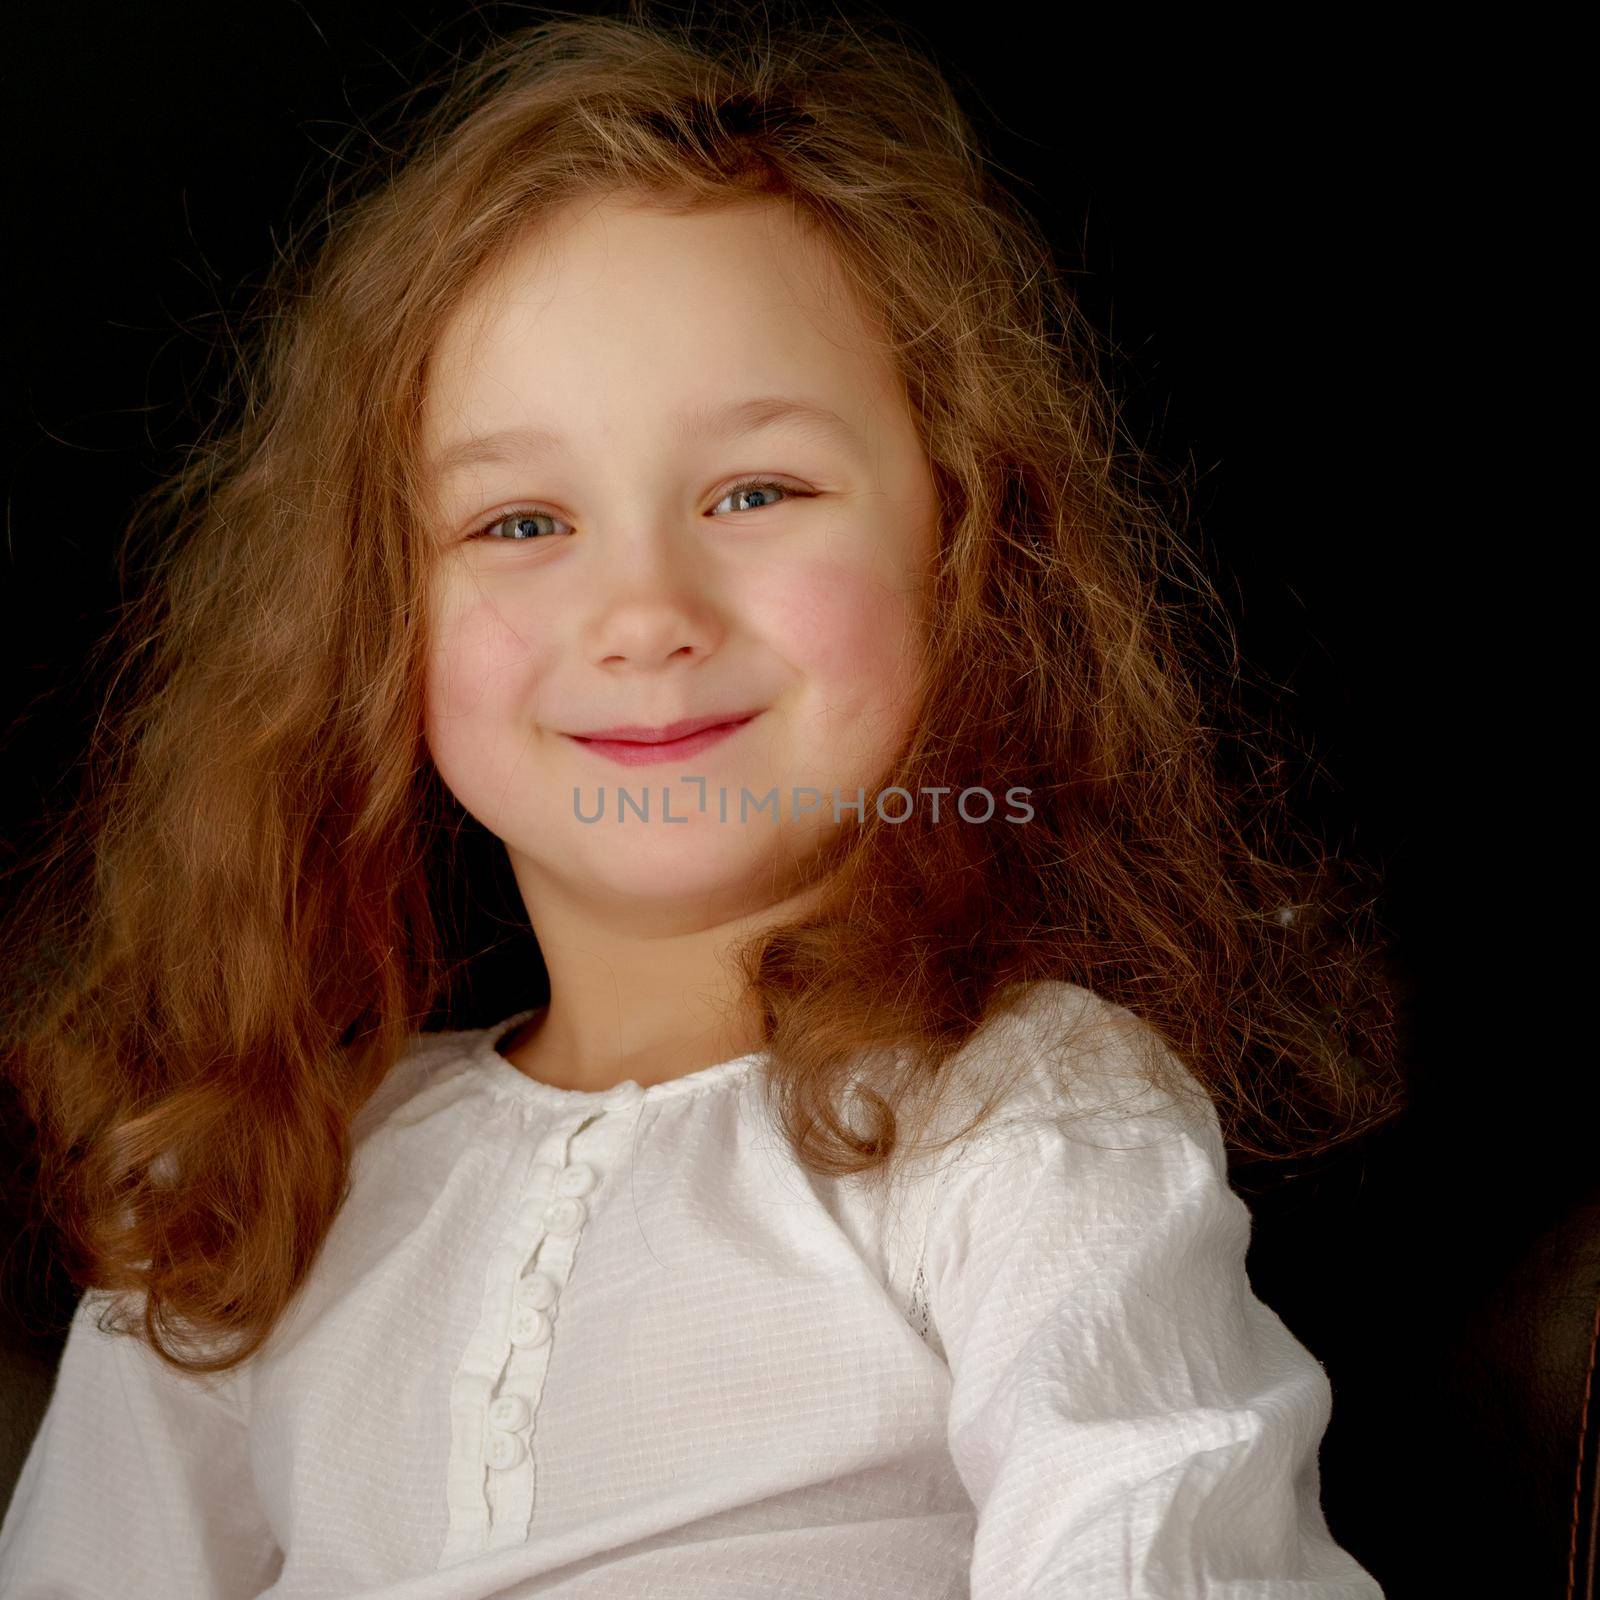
top-left (0, 2), bottom-right (1404, 1377)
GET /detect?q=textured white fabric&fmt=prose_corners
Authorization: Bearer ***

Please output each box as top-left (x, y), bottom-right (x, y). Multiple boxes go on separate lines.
top-left (0, 979), bottom-right (1383, 1597)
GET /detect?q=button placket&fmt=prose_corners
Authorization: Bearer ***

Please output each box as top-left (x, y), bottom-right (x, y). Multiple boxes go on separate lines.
top-left (472, 1123), bottom-right (581, 1499)
top-left (441, 1044), bottom-right (651, 1569)
top-left (483, 1096), bottom-right (640, 1551)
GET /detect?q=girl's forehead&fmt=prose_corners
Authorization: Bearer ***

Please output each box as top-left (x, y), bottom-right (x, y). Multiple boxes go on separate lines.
top-left (421, 195), bottom-right (898, 451)
top-left (431, 196), bottom-right (878, 381)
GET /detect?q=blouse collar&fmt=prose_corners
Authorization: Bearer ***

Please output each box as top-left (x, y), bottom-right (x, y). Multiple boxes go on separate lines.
top-left (472, 1008), bottom-right (767, 1112)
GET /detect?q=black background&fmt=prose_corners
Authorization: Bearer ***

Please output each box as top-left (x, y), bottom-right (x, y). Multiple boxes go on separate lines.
top-left (0, 4), bottom-right (1566, 1596)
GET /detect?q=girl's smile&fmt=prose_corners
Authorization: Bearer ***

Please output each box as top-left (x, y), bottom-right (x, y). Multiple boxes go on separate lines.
top-left (563, 710), bottom-right (764, 766)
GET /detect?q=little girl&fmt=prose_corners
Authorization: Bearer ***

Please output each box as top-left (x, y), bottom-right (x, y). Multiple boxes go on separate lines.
top-left (0, 8), bottom-right (1400, 1597)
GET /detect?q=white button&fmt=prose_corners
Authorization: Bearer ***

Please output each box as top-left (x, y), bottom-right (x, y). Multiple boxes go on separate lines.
top-left (515, 1271), bottom-right (559, 1310)
top-left (555, 1163), bottom-right (597, 1197)
top-left (485, 1428), bottom-right (527, 1471)
top-left (509, 1306), bottom-right (552, 1347)
top-left (488, 1393), bottom-right (531, 1431)
top-left (542, 1197), bottom-right (586, 1235)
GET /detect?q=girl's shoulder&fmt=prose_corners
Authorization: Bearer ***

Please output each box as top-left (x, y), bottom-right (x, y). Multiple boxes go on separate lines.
top-left (917, 978), bottom-right (1219, 1169)
top-left (346, 1013), bottom-right (511, 1147)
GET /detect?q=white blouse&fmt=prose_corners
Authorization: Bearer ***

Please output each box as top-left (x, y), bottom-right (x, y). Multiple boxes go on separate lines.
top-left (0, 979), bottom-right (1383, 1597)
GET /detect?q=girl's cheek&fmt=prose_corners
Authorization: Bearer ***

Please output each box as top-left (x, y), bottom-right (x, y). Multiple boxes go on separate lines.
top-left (748, 557), bottom-right (923, 706)
top-left (425, 590), bottom-right (552, 727)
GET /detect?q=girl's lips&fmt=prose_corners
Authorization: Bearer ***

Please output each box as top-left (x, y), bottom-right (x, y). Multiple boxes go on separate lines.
top-left (564, 714), bottom-right (759, 767)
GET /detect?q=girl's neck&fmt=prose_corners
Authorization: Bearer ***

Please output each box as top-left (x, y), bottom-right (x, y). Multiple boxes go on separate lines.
top-left (496, 997), bottom-right (765, 1094)
top-left (501, 868), bottom-right (825, 1095)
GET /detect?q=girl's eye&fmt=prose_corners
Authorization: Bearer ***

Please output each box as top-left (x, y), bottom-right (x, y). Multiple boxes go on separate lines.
top-left (466, 477), bottom-right (812, 542)
top-left (711, 479), bottom-right (806, 516)
top-left (471, 509), bottom-right (567, 543)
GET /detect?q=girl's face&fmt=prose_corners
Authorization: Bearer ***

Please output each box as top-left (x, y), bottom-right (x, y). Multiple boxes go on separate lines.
top-left (421, 193), bottom-right (940, 929)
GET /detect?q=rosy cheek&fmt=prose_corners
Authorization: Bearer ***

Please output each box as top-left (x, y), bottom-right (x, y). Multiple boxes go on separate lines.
top-left (748, 557), bottom-right (923, 716)
top-left (426, 593), bottom-right (550, 730)
top-left (748, 556), bottom-right (928, 787)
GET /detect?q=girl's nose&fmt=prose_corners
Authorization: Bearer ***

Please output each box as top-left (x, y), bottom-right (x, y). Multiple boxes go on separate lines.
top-left (580, 545), bottom-right (726, 671)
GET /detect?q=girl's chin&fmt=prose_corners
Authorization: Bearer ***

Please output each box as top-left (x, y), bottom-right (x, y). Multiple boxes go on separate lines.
top-left (556, 837), bottom-right (786, 891)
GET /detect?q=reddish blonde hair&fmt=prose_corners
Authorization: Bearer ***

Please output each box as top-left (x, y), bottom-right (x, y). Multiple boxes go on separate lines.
top-left (1, 5), bottom-right (1403, 1376)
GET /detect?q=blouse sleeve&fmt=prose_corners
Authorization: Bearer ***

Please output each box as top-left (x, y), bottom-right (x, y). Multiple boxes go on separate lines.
top-left (924, 1008), bottom-right (1384, 1599)
top-left (0, 1290), bottom-right (282, 1599)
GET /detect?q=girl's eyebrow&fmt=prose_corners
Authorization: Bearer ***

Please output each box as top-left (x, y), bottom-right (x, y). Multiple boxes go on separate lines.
top-left (428, 393), bottom-right (862, 480)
